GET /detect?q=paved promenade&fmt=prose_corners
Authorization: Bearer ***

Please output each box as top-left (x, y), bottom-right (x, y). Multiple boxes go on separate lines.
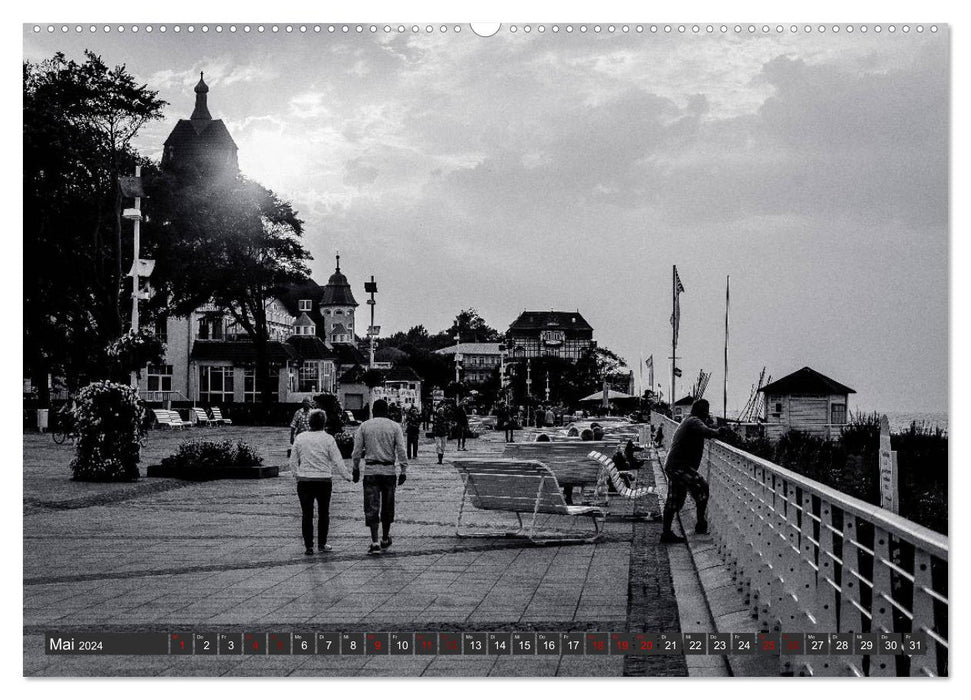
top-left (24, 426), bottom-right (696, 677)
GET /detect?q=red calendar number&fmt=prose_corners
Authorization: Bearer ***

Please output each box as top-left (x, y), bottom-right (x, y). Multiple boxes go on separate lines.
top-left (762, 639), bottom-right (776, 651)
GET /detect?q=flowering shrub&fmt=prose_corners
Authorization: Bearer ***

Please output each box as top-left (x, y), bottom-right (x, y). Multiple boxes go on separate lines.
top-left (70, 380), bottom-right (146, 482)
top-left (161, 440), bottom-right (263, 472)
top-left (333, 431), bottom-right (354, 458)
top-left (106, 329), bottom-right (166, 377)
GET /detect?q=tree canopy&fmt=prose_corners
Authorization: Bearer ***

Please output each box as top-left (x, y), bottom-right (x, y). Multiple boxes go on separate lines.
top-left (24, 52), bottom-right (166, 399)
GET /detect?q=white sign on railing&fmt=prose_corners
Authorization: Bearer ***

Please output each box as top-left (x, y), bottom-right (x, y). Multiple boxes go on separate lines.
top-left (879, 414), bottom-right (899, 514)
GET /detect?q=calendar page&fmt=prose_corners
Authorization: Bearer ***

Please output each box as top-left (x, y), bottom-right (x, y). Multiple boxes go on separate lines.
top-left (22, 17), bottom-right (949, 681)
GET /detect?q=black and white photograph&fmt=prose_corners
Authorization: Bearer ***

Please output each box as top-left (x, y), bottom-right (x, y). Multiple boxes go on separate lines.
top-left (19, 12), bottom-right (950, 681)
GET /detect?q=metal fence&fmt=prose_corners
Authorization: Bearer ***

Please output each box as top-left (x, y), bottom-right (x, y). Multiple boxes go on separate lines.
top-left (652, 414), bottom-right (948, 677)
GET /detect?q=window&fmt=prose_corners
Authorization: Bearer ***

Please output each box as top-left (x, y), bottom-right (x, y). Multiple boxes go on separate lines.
top-left (831, 403), bottom-right (847, 425)
top-left (199, 366), bottom-right (234, 404)
top-left (147, 365), bottom-right (173, 392)
top-left (243, 368), bottom-right (279, 403)
top-left (154, 318), bottom-right (168, 344)
top-left (299, 299), bottom-right (312, 312)
top-left (298, 362), bottom-right (321, 393)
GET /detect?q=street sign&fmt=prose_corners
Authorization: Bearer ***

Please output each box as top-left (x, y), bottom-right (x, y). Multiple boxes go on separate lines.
top-left (118, 176), bottom-right (144, 198)
top-left (368, 325), bottom-right (381, 336)
top-left (879, 415), bottom-right (899, 514)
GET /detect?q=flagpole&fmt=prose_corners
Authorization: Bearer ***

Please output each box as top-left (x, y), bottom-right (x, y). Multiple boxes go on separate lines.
top-left (671, 265), bottom-right (676, 409)
top-left (724, 275), bottom-right (730, 420)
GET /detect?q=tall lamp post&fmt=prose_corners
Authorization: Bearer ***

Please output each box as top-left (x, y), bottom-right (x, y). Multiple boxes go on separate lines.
top-left (120, 166), bottom-right (153, 389)
top-left (364, 275), bottom-right (378, 415)
top-left (453, 333), bottom-right (462, 404)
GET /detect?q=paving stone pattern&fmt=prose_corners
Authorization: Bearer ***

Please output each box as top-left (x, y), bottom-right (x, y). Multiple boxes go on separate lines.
top-left (24, 427), bottom-right (688, 677)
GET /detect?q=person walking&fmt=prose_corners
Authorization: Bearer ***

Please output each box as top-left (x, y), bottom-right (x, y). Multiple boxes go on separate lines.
top-left (431, 406), bottom-right (449, 464)
top-left (545, 406), bottom-right (555, 428)
top-left (505, 404), bottom-right (518, 443)
top-left (454, 402), bottom-right (469, 451)
top-left (351, 399), bottom-right (409, 555)
top-left (289, 397), bottom-right (316, 448)
top-left (290, 410), bottom-right (350, 555)
top-left (404, 404), bottom-right (421, 460)
top-left (660, 399), bottom-right (731, 544)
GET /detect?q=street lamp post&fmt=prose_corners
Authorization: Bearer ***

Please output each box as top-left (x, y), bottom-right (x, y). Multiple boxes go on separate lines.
top-left (364, 275), bottom-right (378, 415)
top-left (453, 333), bottom-right (462, 404)
top-left (120, 166), bottom-right (152, 389)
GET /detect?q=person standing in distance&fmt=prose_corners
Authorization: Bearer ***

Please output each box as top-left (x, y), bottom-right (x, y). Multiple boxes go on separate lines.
top-left (290, 410), bottom-right (350, 555)
top-left (351, 399), bottom-right (408, 555)
top-left (660, 399), bottom-right (731, 544)
top-left (290, 397), bottom-right (316, 449)
top-left (431, 406), bottom-right (449, 464)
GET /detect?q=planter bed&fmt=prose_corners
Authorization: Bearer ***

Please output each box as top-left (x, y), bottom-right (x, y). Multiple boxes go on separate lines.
top-left (146, 464), bottom-right (280, 480)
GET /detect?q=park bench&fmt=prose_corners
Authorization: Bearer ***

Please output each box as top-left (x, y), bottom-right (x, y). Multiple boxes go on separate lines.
top-left (152, 408), bottom-right (191, 430)
top-left (190, 407), bottom-right (212, 427)
top-left (587, 450), bottom-right (656, 501)
top-left (208, 406), bottom-right (232, 425)
top-left (502, 440), bottom-right (619, 490)
top-left (451, 458), bottom-right (606, 544)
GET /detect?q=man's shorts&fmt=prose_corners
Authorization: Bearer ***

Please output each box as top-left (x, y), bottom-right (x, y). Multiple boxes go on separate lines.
top-left (363, 474), bottom-right (397, 526)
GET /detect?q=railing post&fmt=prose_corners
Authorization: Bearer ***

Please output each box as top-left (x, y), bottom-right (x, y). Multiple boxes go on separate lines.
top-left (869, 527), bottom-right (895, 676)
top-left (910, 550), bottom-right (938, 677)
top-left (839, 513), bottom-right (864, 676)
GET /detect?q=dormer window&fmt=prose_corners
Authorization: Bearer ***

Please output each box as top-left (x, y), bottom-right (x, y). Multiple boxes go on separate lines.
top-left (298, 299), bottom-right (312, 312)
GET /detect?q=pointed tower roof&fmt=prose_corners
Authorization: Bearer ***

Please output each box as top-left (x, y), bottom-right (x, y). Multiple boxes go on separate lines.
top-left (162, 70), bottom-right (239, 175)
top-left (321, 254), bottom-right (358, 306)
top-left (190, 72), bottom-right (213, 122)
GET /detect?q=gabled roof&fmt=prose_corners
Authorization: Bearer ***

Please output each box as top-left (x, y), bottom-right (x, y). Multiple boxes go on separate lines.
top-left (759, 366), bottom-right (856, 395)
top-left (384, 366), bottom-right (424, 382)
top-left (434, 342), bottom-right (503, 356)
top-left (190, 341), bottom-right (294, 364)
top-left (285, 336), bottom-right (334, 360)
top-left (275, 280), bottom-right (325, 317)
top-left (674, 395), bottom-right (696, 406)
top-left (508, 311), bottom-right (593, 332)
top-left (294, 312), bottom-right (315, 327)
top-left (330, 343), bottom-right (366, 366)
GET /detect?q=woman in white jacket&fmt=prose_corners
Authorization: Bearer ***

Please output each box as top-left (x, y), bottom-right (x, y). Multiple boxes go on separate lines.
top-left (289, 410), bottom-right (351, 555)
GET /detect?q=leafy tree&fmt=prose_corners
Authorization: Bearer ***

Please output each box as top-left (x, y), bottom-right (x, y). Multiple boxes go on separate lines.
top-left (441, 308), bottom-right (502, 344)
top-left (145, 172), bottom-right (310, 405)
top-left (24, 52), bottom-right (166, 402)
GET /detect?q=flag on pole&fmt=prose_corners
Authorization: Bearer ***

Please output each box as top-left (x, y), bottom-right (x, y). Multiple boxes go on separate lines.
top-left (670, 266), bottom-right (686, 346)
top-left (645, 355), bottom-right (654, 391)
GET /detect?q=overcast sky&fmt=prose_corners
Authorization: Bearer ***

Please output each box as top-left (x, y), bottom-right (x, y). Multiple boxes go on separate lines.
top-left (24, 25), bottom-right (949, 413)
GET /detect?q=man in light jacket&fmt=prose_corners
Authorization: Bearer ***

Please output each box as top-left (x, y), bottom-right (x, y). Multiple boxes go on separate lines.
top-left (352, 399), bottom-right (408, 555)
top-left (290, 410), bottom-right (350, 555)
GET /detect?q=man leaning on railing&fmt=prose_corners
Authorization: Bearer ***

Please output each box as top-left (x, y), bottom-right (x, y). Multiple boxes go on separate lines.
top-left (660, 398), bottom-right (732, 544)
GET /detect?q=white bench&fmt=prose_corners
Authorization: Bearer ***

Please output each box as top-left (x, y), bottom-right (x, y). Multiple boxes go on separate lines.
top-left (190, 407), bottom-right (212, 426)
top-left (451, 458), bottom-right (606, 544)
top-left (152, 409), bottom-right (191, 430)
top-left (209, 407), bottom-right (232, 425)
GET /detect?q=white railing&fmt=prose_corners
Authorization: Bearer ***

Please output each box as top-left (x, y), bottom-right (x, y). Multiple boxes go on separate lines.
top-left (652, 414), bottom-right (948, 677)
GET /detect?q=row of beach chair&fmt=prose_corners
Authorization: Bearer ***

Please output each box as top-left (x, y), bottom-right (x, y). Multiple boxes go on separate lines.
top-left (449, 440), bottom-right (662, 545)
top-left (151, 407), bottom-right (232, 430)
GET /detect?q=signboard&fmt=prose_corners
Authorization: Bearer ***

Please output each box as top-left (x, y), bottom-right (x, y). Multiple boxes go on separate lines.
top-left (118, 176), bottom-right (144, 198)
top-left (879, 415), bottom-right (899, 514)
top-left (540, 330), bottom-right (564, 347)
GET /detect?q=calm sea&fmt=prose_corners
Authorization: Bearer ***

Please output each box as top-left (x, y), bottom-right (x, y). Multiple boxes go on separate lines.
top-left (867, 411), bottom-right (949, 434)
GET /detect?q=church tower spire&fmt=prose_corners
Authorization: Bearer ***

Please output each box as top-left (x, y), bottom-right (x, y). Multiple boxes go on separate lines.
top-left (190, 72), bottom-right (212, 121)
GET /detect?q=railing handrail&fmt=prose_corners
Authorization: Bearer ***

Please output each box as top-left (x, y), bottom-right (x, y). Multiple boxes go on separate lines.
top-left (654, 414), bottom-right (948, 559)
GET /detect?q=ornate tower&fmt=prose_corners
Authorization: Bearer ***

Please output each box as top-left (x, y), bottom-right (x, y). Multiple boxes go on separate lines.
top-left (320, 254), bottom-right (359, 346)
top-left (161, 72), bottom-right (239, 177)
